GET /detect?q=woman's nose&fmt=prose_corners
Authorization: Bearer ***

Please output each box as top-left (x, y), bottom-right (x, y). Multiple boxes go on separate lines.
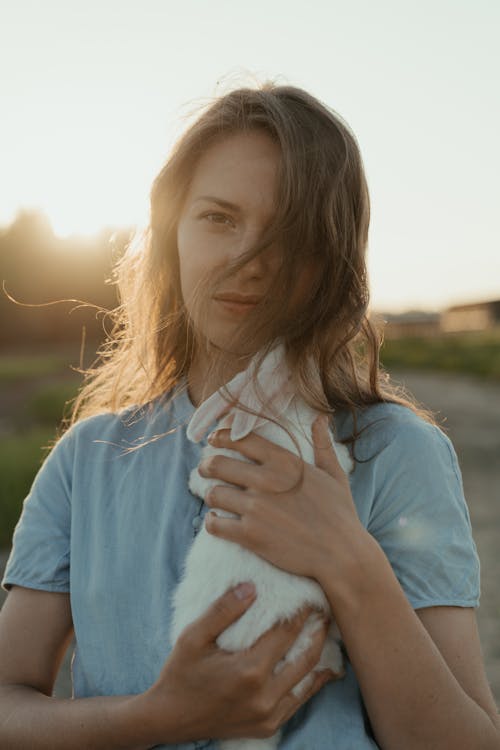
top-left (231, 237), bottom-right (279, 279)
top-left (238, 251), bottom-right (268, 279)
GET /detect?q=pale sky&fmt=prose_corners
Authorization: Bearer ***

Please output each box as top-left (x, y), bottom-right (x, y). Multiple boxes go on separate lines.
top-left (1, 0), bottom-right (499, 312)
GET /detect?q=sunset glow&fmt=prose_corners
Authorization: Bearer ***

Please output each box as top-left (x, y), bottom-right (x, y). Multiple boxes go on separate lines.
top-left (1, 0), bottom-right (499, 312)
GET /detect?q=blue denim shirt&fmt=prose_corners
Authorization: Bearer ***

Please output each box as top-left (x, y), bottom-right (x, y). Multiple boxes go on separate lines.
top-left (2, 381), bottom-right (480, 749)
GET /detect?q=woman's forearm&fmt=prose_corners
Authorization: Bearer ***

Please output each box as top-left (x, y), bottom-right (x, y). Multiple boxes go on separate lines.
top-left (318, 533), bottom-right (500, 750)
top-left (0, 684), bottom-right (157, 750)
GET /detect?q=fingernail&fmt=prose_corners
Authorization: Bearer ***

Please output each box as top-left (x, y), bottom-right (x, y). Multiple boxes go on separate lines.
top-left (207, 430), bottom-right (218, 444)
top-left (319, 669), bottom-right (333, 682)
top-left (234, 582), bottom-right (256, 600)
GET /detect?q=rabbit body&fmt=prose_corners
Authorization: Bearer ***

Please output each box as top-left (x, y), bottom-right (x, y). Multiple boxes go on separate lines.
top-left (169, 344), bottom-right (353, 750)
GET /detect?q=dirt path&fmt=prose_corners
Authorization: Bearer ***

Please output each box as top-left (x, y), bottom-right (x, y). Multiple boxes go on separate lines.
top-left (391, 369), bottom-right (500, 704)
top-left (1, 369), bottom-right (499, 705)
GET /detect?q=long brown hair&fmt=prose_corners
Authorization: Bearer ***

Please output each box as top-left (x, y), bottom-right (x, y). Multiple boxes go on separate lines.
top-left (66, 79), bottom-right (436, 451)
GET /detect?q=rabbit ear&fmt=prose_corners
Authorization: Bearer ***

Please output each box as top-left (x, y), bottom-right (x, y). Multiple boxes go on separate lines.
top-left (186, 369), bottom-right (247, 443)
top-left (257, 342), bottom-right (290, 397)
top-left (234, 386), bottom-right (296, 438)
top-left (188, 341), bottom-right (292, 443)
top-left (229, 342), bottom-right (294, 441)
top-left (229, 383), bottom-right (267, 441)
top-left (186, 391), bottom-right (228, 442)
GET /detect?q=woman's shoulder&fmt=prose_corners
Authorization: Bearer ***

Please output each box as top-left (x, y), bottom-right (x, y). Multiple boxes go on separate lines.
top-left (334, 400), bottom-right (452, 464)
top-left (55, 389), bottom-right (184, 451)
top-left (61, 404), bottom-right (151, 441)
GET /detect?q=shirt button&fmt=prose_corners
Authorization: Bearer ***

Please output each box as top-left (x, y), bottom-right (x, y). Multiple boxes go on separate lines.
top-left (192, 516), bottom-right (202, 530)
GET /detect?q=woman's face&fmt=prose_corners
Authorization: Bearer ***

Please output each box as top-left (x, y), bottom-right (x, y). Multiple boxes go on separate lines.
top-left (176, 130), bottom-right (283, 351)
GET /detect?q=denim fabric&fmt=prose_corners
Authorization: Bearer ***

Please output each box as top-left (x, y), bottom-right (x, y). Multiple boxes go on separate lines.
top-left (2, 381), bottom-right (480, 749)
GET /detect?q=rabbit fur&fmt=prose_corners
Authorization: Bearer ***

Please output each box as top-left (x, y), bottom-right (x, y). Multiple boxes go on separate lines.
top-left (169, 341), bottom-right (353, 750)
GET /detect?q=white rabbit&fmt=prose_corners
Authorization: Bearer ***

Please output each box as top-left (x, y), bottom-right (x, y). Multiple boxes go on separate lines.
top-left (169, 341), bottom-right (353, 750)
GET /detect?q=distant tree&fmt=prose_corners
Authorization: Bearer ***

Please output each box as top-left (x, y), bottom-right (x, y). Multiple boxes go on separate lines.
top-left (0, 208), bottom-right (134, 351)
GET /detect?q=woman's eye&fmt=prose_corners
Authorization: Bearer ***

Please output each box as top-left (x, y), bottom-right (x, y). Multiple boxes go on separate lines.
top-left (203, 212), bottom-right (234, 227)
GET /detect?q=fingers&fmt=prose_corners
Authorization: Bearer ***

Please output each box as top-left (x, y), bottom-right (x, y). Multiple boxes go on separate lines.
top-left (176, 598), bottom-right (339, 741)
top-left (248, 607), bottom-right (322, 675)
top-left (200, 450), bottom-right (302, 494)
top-left (250, 620), bottom-right (341, 737)
top-left (271, 617), bottom-right (332, 696)
top-left (182, 583), bottom-right (257, 649)
top-left (204, 484), bottom-right (248, 518)
top-left (312, 415), bottom-right (343, 477)
top-left (207, 426), bottom-right (295, 468)
top-left (276, 668), bottom-right (336, 728)
top-left (270, 624), bottom-right (342, 727)
top-left (199, 452), bottom-right (265, 492)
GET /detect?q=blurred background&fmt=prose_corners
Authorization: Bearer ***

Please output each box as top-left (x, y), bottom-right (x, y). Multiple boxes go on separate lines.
top-left (0, 0), bottom-right (499, 704)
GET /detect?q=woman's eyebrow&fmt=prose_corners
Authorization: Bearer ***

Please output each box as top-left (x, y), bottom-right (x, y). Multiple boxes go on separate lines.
top-left (194, 195), bottom-right (242, 213)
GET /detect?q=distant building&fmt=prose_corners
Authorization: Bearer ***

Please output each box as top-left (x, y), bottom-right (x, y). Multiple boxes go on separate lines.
top-left (441, 299), bottom-right (500, 332)
top-left (375, 298), bottom-right (500, 338)
top-left (374, 310), bottom-right (442, 339)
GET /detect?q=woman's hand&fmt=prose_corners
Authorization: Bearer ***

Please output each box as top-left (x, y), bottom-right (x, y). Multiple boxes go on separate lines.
top-left (200, 416), bottom-right (368, 584)
top-left (139, 583), bottom-right (339, 744)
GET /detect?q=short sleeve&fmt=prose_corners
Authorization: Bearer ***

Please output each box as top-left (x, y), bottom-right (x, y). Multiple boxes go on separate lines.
top-left (367, 418), bottom-right (480, 609)
top-left (2, 427), bottom-right (75, 593)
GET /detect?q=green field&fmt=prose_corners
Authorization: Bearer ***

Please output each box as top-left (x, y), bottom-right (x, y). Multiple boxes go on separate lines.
top-left (380, 328), bottom-right (500, 380)
top-left (0, 351), bottom-right (82, 547)
top-left (0, 330), bottom-right (499, 547)
top-left (0, 353), bottom-right (74, 383)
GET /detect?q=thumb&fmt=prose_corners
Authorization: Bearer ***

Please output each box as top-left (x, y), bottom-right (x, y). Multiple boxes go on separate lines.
top-left (196, 582), bottom-right (256, 646)
top-left (312, 415), bottom-right (342, 476)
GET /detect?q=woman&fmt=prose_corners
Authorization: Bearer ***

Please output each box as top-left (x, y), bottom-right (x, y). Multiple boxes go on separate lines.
top-left (0, 81), bottom-right (498, 749)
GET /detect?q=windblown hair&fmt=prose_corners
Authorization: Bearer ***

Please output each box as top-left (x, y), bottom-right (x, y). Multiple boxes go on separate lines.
top-left (66, 78), bottom-right (436, 451)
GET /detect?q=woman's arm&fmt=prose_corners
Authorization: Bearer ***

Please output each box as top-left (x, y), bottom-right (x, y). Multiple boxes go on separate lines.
top-left (0, 584), bottom-right (335, 748)
top-left (317, 532), bottom-right (500, 750)
top-left (0, 586), bottom-right (151, 750)
top-left (201, 417), bottom-right (500, 749)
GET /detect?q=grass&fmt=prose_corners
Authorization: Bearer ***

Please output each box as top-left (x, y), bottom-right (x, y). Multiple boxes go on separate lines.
top-left (0, 351), bottom-right (82, 549)
top-left (0, 428), bottom-right (56, 548)
top-left (22, 382), bottom-right (79, 425)
top-left (0, 353), bottom-right (75, 383)
top-left (380, 328), bottom-right (500, 380)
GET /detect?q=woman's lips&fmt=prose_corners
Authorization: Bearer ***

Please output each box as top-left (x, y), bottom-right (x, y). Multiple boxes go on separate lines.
top-left (215, 299), bottom-right (258, 314)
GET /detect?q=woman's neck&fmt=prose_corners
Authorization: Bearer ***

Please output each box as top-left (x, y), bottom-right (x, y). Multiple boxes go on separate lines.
top-left (187, 350), bottom-right (251, 407)
top-left (186, 367), bottom-right (211, 408)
